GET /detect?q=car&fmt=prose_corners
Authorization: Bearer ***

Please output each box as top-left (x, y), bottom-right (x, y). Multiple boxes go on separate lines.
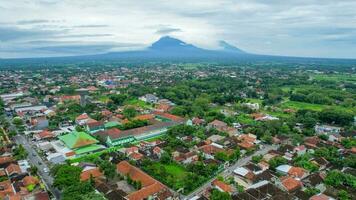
top-left (38, 162), bottom-right (42, 165)
top-left (43, 168), bottom-right (49, 173)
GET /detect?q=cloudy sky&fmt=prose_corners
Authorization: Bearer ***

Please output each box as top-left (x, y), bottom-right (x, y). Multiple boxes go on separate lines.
top-left (1, 0), bottom-right (356, 58)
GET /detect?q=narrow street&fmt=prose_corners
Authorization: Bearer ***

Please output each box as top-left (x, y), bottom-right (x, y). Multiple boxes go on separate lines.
top-left (184, 144), bottom-right (278, 199)
top-left (14, 134), bottom-right (61, 199)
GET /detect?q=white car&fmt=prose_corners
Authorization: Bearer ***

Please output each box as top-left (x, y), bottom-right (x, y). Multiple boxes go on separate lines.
top-left (43, 168), bottom-right (49, 173)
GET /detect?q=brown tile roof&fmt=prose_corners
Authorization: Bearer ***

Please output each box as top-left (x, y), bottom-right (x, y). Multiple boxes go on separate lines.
top-left (6, 194), bottom-right (21, 200)
top-left (0, 156), bottom-right (13, 165)
top-left (134, 114), bottom-right (154, 121)
top-left (310, 194), bottom-right (333, 200)
top-left (288, 167), bottom-right (306, 178)
top-left (212, 179), bottom-right (233, 193)
top-left (38, 130), bottom-right (55, 139)
top-left (76, 113), bottom-right (89, 121)
top-left (281, 176), bottom-right (302, 192)
top-left (153, 111), bottom-right (185, 122)
top-left (5, 164), bottom-right (21, 176)
top-left (22, 176), bottom-right (39, 187)
top-left (0, 180), bottom-right (15, 198)
top-left (199, 144), bottom-right (224, 155)
top-left (116, 161), bottom-right (171, 200)
top-left (80, 168), bottom-right (103, 181)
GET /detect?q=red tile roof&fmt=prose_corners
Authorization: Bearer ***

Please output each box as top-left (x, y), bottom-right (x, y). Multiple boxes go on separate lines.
top-left (212, 179), bottom-right (233, 193)
top-left (5, 164), bottom-right (21, 176)
top-left (76, 113), bottom-right (89, 121)
top-left (80, 168), bottom-right (103, 181)
top-left (199, 144), bottom-right (224, 155)
top-left (0, 156), bottom-right (13, 165)
top-left (153, 111), bottom-right (185, 122)
top-left (134, 114), bottom-right (155, 121)
top-left (22, 176), bottom-right (39, 187)
top-left (288, 167), bottom-right (306, 178)
top-left (281, 176), bottom-right (302, 192)
top-left (310, 194), bottom-right (333, 200)
top-left (116, 161), bottom-right (171, 200)
top-left (38, 130), bottom-right (55, 139)
top-left (0, 180), bottom-right (14, 198)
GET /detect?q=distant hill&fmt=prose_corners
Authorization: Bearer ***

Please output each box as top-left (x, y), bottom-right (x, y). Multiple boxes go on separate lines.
top-left (1, 36), bottom-right (356, 66)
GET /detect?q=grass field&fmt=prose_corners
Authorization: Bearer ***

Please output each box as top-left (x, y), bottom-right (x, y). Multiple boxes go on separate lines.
top-left (280, 100), bottom-right (356, 114)
top-left (124, 99), bottom-right (152, 109)
top-left (312, 74), bottom-right (356, 83)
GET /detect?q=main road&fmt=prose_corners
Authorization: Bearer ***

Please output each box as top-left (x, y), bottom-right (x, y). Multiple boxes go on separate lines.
top-left (184, 144), bottom-right (278, 200)
top-left (14, 134), bottom-right (61, 199)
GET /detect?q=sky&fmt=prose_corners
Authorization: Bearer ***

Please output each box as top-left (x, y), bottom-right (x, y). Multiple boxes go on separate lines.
top-left (1, 0), bottom-right (356, 59)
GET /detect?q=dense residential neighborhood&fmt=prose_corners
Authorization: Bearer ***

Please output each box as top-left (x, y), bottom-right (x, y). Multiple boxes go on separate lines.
top-left (0, 63), bottom-right (355, 200)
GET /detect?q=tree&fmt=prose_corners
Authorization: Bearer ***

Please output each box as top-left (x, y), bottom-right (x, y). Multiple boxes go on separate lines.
top-left (123, 106), bottom-right (137, 119)
top-left (252, 155), bottom-right (263, 164)
top-left (338, 190), bottom-right (351, 200)
top-left (268, 156), bottom-right (288, 170)
top-left (53, 165), bottom-right (82, 189)
top-left (12, 117), bottom-right (23, 127)
top-left (210, 189), bottom-right (232, 200)
top-left (97, 160), bottom-right (116, 180)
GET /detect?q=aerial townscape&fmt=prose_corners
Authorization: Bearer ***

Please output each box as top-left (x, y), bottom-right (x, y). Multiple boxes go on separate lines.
top-left (0, 53), bottom-right (355, 200)
top-left (1, 1), bottom-right (356, 200)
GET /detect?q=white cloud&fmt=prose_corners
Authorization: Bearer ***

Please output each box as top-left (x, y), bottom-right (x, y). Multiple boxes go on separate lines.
top-left (0, 0), bottom-right (356, 58)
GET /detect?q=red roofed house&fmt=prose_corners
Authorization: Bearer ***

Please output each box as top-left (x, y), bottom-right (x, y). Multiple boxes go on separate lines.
top-left (117, 161), bottom-right (172, 200)
top-left (35, 130), bottom-right (55, 141)
top-left (281, 176), bottom-right (303, 192)
top-left (288, 167), bottom-right (307, 179)
top-left (0, 180), bottom-right (15, 198)
top-left (75, 113), bottom-right (90, 125)
top-left (310, 193), bottom-right (335, 200)
top-left (22, 176), bottom-right (39, 187)
top-left (212, 179), bottom-right (233, 194)
top-left (80, 168), bottom-right (103, 182)
top-left (5, 164), bottom-right (21, 178)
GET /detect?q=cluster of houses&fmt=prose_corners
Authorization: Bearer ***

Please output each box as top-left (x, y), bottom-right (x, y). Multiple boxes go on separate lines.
top-left (191, 131), bottom-right (356, 200)
top-left (0, 148), bottom-right (50, 200)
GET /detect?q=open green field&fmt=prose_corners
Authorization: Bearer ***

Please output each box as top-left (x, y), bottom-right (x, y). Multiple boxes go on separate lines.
top-left (280, 100), bottom-right (356, 114)
top-left (312, 74), bottom-right (356, 83)
top-left (148, 162), bottom-right (188, 189)
top-left (124, 99), bottom-right (152, 109)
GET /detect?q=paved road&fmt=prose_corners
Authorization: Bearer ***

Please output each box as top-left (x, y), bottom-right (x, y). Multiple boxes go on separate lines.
top-left (184, 144), bottom-right (278, 199)
top-left (14, 134), bottom-right (61, 199)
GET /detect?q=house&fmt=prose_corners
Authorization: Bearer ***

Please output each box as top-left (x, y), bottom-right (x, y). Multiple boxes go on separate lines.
top-left (276, 165), bottom-right (306, 179)
top-left (208, 120), bottom-right (228, 131)
top-left (152, 147), bottom-right (163, 158)
top-left (212, 179), bottom-right (233, 194)
top-left (116, 161), bottom-right (172, 200)
top-left (302, 173), bottom-right (326, 193)
top-left (280, 176), bottom-right (303, 192)
top-left (315, 125), bottom-right (341, 135)
top-left (192, 117), bottom-right (205, 126)
top-left (86, 120), bottom-right (104, 133)
top-left (199, 143), bottom-right (224, 159)
top-left (80, 168), bottom-right (103, 182)
top-left (5, 164), bottom-right (22, 178)
top-left (0, 180), bottom-right (15, 198)
top-left (293, 145), bottom-right (306, 155)
top-left (34, 130), bottom-right (55, 141)
top-left (22, 176), bottom-right (39, 187)
top-left (241, 102), bottom-right (260, 110)
top-left (75, 113), bottom-right (90, 125)
top-left (310, 193), bottom-right (336, 200)
top-left (58, 131), bottom-right (103, 156)
top-left (139, 94), bottom-right (158, 104)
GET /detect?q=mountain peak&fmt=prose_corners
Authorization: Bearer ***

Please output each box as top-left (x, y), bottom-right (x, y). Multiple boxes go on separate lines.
top-left (219, 40), bottom-right (245, 53)
top-left (149, 36), bottom-right (197, 51)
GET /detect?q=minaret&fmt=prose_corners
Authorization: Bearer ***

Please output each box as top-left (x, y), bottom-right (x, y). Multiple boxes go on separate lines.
top-left (76, 88), bottom-right (89, 107)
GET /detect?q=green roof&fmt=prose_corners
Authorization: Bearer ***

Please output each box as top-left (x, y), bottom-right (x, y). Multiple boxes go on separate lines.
top-left (74, 144), bottom-right (103, 154)
top-left (59, 131), bottom-right (98, 149)
top-left (105, 121), bottom-right (120, 129)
